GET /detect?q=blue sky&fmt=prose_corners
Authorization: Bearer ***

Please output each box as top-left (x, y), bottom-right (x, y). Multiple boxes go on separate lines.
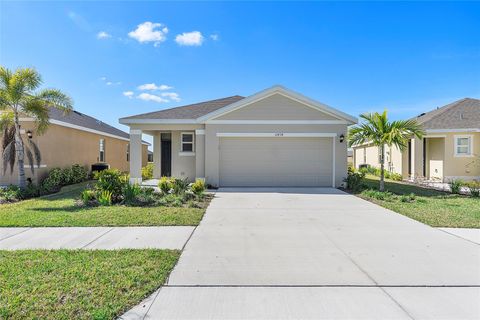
top-left (1, 1), bottom-right (479, 146)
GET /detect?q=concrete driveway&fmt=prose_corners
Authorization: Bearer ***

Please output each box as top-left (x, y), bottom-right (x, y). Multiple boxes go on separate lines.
top-left (127, 188), bottom-right (480, 319)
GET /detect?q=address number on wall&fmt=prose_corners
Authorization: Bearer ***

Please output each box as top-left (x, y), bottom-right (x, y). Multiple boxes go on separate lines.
top-left (274, 133), bottom-right (284, 137)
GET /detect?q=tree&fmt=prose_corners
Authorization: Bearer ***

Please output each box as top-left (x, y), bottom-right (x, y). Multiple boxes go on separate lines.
top-left (348, 111), bottom-right (424, 191)
top-left (0, 66), bottom-right (73, 188)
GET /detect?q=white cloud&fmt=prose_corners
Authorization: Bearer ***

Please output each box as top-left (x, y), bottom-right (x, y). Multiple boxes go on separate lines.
top-left (123, 91), bottom-right (134, 98)
top-left (210, 34), bottom-right (219, 41)
top-left (160, 92), bottom-right (180, 102)
top-left (137, 93), bottom-right (169, 103)
top-left (137, 83), bottom-right (173, 91)
top-left (128, 22), bottom-right (168, 46)
top-left (100, 76), bottom-right (107, 81)
top-left (175, 31), bottom-right (204, 46)
top-left (97, 31), bottom-right (111, 39)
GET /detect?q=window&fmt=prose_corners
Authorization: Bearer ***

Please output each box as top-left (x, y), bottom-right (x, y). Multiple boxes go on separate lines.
top-left (126, 143), bottom-right (130, 162)
top-left (99, 139), bottom-right (105, 162)
top-left (454, 135), bottom-right (473, 157)
top-left (181, 132), bottom-right (194, 152)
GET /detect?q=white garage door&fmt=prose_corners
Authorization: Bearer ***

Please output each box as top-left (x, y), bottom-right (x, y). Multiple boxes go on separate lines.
top-left (219, 137), bottom-right (333, 187)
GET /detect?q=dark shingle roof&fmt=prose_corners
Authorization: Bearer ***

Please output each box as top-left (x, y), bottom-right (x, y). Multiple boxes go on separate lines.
top-left (120, 95), bottom-right (245, 120)
top-left (49, 108), bottom-right (144, 142)
top-left (413, 98), bottom-right (480, 130)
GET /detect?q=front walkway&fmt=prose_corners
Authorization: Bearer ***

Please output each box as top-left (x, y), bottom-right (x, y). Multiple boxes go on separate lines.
top-left (122, 188), bottom-right (480, 319)
top-left (0, 227), bottom-right (194, 250)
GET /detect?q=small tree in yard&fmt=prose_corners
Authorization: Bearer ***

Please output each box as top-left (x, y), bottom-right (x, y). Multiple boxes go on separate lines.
top-left (348, 111), bottom-right (424, 191)
top-left (0, 66), bottom-right (73, 189)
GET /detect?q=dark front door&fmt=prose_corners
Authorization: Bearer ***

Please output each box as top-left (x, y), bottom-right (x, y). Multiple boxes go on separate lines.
top-left (161, 140), bottom-right (171, 177)
top-left (408, 140), bottom-right (412, 175)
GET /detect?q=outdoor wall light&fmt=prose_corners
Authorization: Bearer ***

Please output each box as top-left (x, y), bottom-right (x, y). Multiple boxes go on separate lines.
top-left (339, 134), bottom-right (345, 143)
top-left (26, 130), bottom-right (33, 139)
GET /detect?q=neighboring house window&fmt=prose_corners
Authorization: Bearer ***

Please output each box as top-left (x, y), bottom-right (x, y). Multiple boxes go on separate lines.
top-left (99, 139), bottom-right (106, 162)
top-left (454, 135), bottom-right (473, 157)
top-left (127, 144), bottom-right (130, 162)
top-left (181, 132), bottom-right (194, 152)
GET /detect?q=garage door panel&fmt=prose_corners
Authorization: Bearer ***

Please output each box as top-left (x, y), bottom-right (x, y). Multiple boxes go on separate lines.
top-left (219, 137), bottom-right (332, 187)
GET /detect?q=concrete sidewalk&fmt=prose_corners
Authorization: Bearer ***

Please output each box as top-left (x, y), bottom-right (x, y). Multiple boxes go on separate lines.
top-left (439, 227), bottom-right (480, 245)
top-left (0, 226), bottom-right (194, 250)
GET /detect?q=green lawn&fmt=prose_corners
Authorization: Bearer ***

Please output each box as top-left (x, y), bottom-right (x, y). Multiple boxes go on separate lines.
top-left (0, 249), bottom-right (179, 319)
top-left (0, 182), bottom-right (206, 227)
top-left (356, 175), bottom-right (480, 228)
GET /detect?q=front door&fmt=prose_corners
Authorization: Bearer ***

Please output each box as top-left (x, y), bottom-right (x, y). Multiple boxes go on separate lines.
top-left (161, 140), bottom-right (171, 177)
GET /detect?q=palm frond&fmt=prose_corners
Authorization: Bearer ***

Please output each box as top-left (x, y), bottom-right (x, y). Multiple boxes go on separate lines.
top-left (0, 110), bottom-right (14, 132)
top-left (27, 139), bottom-right (41, 168)
top-left (25, 147), bottom-right (34, 174)
top-left (37, 88), bottom-right (73, 113)
top-left (0, 66), bottom-right (12, 89)
top-left (2, 140), bottom-right (15, 174)
top-left (22, 98), bottom-right (50, 134)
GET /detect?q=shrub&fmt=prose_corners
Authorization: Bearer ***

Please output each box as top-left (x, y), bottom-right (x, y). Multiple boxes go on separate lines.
top-left (21, 183), bottom-right (41, 199)
top-left (123, 183), bottom-right (142, 205)
top-left (158, 177), bottom-right (173, 194)
top-left (400, 193), bottom-right (416, 203)
top-left (70, 164), bottom-right (89, 183)
top-left (0, 185), bottom-right (22, 202)
top-left (390, 173), bottom-right (403, 181)
top-left (141, 163), bottom-right (154, 180)
top-left (80, 189), bottom-right (97, 206)
top-left (94, 169), bottom-right (127, 201)
top-left (344, 168), bottom-right (365, 192)
top-left (171, 178), bottom-right (189, 195)
top-left (449, 179), bottom-right (464, 194)
top-left (465, 181), bottom-right (480, 197)
top-left (41, 168), bottom-right (64, 193)
top-left (190, 179), bottom-right (206, 196)
top-left (133, 187), bottom-right (158, 206)
top-left (98, 190), bottom-right (113, 206)
top-left (362, 189), bottom-right (394, 201)
top-left (157, 193), bottom-right (184, 207)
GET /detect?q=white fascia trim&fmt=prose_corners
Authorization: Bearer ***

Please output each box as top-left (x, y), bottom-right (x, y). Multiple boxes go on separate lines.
top-left (197, 85), bottom-right (358, 124)
top-left (119, 118), bottom-right (197, 124)
top-left (216, 132), bottom-right (338, 138)
top-left (24, 164), bottom-right (47, 168)
top-left (206, 120), bottom-right (349, 125)
top-left (425, 135), bottom-right (447, 138)
top-left (17, 117), bottom-right (146, 144)
top-left (195, 129), bottom-right (205, 135)
top-left (426, 128), bottom-right (480, 133)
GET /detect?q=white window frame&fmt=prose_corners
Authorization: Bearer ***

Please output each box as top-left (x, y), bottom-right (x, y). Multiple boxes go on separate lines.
top-left (454, 135), bottom-right (473, 157)
top-left (99, 139), bottom-right (106, 162)
top-left (180, 132), bottom-right (195, 154)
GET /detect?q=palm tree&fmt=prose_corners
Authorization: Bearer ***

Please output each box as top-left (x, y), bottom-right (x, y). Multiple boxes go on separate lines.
top-left (348, 111), bottom-right (424, 191)
top-left (0, 66), bottom-right (73, 189)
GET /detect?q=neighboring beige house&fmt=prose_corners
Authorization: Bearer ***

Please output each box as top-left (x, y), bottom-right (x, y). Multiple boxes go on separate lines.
top-left (353, 98), bottom-right (480, 182)
top-left (120, 85), bottom-right (357, 187)
top-left (1, 108), bottom-right (149, 186)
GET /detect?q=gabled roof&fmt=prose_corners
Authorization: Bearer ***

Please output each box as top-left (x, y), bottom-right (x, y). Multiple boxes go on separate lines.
top-left (119, 85), bottom-right (358, 125)
top-left (17, 108), bottom-right (149, 145)
top-left (413, 98), bottom-right (480, 130)
top-left (119, 96), bottom-right (244, 123)
top-left (198, 85), bottom-right (358, 124)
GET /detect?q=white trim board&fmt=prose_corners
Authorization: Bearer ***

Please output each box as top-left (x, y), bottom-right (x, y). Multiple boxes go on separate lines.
top-left (119, 118), bottom-right (197, 124)
top-left (426, 128), bottom-right (480, 133)
top-left (216, 132), bottom-right (338, 138)
top-left (17, 117), bottom-right (150, 145)
top-left (197, 85), bottom-right (358, 124)
top-left (206, 120), bottom-right (349, 125)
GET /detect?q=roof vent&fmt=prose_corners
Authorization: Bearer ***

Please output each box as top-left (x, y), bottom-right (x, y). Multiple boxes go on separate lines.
top-left (73, 111), bottom-right (83, 116)
top-left (417, 112), bottom-right (426, 117)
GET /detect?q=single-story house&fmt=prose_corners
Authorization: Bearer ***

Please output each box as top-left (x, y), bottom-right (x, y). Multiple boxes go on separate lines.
top-left (1, 108), bottom-right (149, 186)
top-left (120, 85), bottom-right (357, 187)
top-left (353, 98), bottom-right (480, 182)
